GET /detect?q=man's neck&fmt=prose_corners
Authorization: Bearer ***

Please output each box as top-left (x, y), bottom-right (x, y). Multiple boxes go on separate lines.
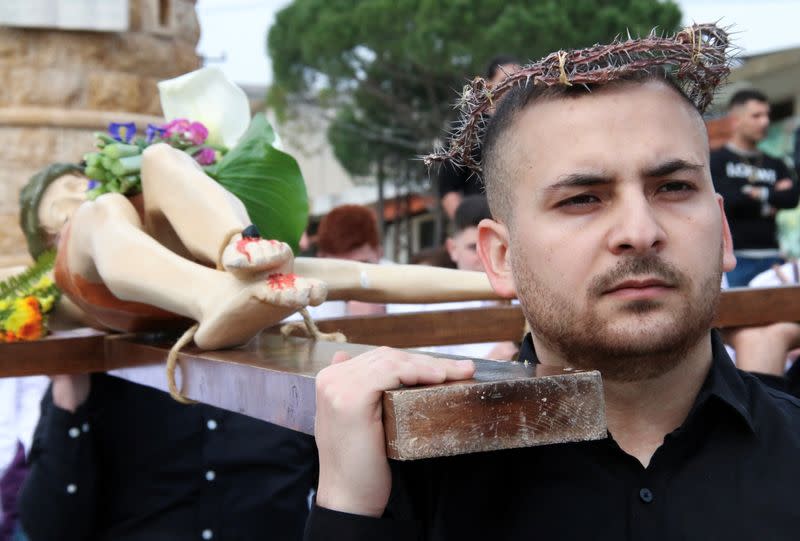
top-left (535, 335), bottom-right (713, 468)
top-left (727, 135), bottom-right (759, 154)
top-left (602, 338), bottom-right (712, 467)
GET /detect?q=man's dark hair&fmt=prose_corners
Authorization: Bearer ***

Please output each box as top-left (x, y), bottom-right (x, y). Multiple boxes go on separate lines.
top-left (485, 55), bottom-right (521, 80)
top-left (454, 195), bottom-right (492, 233)
top-left (727, 89), bottom-right (768, 110)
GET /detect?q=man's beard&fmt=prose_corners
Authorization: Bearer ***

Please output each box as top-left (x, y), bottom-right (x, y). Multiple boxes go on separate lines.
top-left (512, 251), bottom-right (722, 382)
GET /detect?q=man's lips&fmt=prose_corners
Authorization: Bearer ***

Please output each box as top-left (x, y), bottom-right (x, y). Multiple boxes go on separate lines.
top-left (603, 278), bottom-right (675, 299)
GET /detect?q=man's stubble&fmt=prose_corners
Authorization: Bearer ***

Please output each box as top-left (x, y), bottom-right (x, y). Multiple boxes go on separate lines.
top-left (511, 246), bottom-right (723, 382)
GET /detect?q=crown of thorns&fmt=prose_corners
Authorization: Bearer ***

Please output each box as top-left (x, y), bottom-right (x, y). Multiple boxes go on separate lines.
top-left (425, 23), bottom-right (733, 173)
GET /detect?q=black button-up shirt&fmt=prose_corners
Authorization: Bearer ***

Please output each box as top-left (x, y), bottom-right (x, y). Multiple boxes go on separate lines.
top-left (19, 373), bottom-right (317, 541)
top-left (305, 330), bottom-right (800, 540)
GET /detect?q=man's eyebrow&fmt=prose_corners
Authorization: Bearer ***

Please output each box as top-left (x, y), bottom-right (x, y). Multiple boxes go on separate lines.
top-left (643, 159), bottom-right (704, 178)
top-left (544, 159), bottom-right (704, 192)
top-left (545, 173), bottom-right (612, 191)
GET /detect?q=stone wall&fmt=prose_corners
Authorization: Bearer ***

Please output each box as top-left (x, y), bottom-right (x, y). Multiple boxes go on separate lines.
top-left (0, 0), bottom-right (200, 264)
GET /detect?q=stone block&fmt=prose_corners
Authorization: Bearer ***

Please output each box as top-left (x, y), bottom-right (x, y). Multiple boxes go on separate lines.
top-left (0, 212), bottom-right (27, 259)
top-left (0, 29), bottom-right (30, 67)
top-left (173, 0), bottom-right (201, 45)
top-left (86, 71), bottom-right (143, 111)
top-left (139, 77), bottom-right (163, 116)
top-left (172, 42), bottom-right (201, 74)
top-left (31, 31), bottom-right (107, 69)
top-left (3, 67), bottom-right (83, 108)
top-left (0, 127), bottom-right (60, 170)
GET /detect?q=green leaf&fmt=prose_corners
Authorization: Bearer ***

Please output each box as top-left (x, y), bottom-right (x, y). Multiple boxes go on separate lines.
top-left (209, 113), bottom-right (308, 253)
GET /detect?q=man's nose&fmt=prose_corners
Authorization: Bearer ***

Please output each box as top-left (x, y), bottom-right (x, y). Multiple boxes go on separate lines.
top-left (606, 193), bottom-right (666, 256)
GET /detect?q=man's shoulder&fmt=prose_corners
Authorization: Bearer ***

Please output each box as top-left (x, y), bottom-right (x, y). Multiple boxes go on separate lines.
top-left (738, 369), bottom-right (800, 427)
top-left (759, 151), bottom-right (789, 172)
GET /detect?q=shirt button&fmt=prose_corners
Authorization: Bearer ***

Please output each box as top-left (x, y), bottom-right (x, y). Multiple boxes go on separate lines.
top-left (81, 422), bottom-right (90, 433)
top-left (68, 427), bottom-right (80, 438)
top-left (639, 487), bottom-right (654, 503)
top-left (205, 470), bottom-right (216, 482)
top-left (201, 529), bottom-right (213, 540)
top-left (206, 419), bottom-right (218, 431)
top-left (66, 483), bottom-right (77, 494)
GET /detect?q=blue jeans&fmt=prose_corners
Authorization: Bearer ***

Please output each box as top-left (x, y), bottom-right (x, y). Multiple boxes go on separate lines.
top-left (727, 255), bottom-right (783, 287)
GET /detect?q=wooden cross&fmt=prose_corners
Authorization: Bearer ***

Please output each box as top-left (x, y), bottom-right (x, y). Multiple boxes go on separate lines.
top-left (3, 286), bottom-right (800, 460)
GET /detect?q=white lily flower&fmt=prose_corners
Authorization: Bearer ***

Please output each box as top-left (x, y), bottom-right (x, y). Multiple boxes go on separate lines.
top-left (158, 67), bottom-right (250, 149)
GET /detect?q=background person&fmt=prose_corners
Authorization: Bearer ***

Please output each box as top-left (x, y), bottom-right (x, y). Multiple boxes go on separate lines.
top-left (710, 89), bottom-right (799, 286)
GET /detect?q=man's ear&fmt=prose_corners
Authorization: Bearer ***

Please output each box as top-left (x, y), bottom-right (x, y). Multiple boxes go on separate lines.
top-left (717, 195), bottom-right (736, 273)
top-left (445, 237), bottom-right (457, 264)
top-left (477, 218), bottom-right (516, 298)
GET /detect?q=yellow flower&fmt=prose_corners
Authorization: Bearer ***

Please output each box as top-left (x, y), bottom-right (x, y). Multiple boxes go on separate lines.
top-left (2, 296), bottom-right (44, 342)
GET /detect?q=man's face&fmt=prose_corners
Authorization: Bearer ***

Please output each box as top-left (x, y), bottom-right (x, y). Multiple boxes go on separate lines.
top-left (447, 226), bottom-right (483, 271)
top-left (479, 81), bottom-right (735, 381)
top-left (732, 99), bottom-right (770, 144)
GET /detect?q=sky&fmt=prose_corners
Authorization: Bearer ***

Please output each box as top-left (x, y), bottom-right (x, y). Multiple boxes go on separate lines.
top-left (196, 0), bottom-right (800, 87)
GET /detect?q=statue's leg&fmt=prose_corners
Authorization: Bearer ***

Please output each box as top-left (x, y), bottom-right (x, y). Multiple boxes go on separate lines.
top-left (66, 194), bottom-right (326, 349)
top-left (139, 143), bottom-right (293, 277)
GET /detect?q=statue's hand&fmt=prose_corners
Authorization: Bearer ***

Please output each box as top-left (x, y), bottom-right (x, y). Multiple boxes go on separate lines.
top-left (221, 229), bottom-right (294, 278)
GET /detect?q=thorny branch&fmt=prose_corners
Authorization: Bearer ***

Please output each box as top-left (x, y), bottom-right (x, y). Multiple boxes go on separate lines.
top-left (424, 23), bottom-right (735, 174)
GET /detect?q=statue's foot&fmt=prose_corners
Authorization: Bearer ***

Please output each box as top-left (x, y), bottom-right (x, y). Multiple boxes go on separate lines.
top-left (221, 229), bottom-right (293, 277)
top-left (194, 273), bottom-right (327, 350)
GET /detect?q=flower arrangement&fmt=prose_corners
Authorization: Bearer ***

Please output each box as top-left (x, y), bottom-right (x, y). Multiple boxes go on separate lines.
top-left (0, 251), bottom-right (59, 342)
top-left (84, 118), bottom-right (222, 200)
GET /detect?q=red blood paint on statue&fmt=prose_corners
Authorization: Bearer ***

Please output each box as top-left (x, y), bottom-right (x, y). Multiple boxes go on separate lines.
top-left (267, 273), bottom-right (297, 290)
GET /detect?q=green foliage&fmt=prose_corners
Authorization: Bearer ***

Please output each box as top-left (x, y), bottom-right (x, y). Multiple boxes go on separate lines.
top-left (268, 0), bottom-right (682, 179)
top-left (208, 113), bottom-right (309, 253)
top-left (0, 250), bottom-right (57, 302)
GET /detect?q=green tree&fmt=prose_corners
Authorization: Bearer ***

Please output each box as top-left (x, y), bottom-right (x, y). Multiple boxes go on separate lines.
top-left (268, 0), bottom-right (682, 182)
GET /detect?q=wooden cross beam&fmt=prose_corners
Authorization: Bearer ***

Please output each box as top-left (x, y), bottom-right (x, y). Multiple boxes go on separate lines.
top-left (287, 285), bottom-right (800, 347)
top-left (3, 286), bottom-right (800, 459)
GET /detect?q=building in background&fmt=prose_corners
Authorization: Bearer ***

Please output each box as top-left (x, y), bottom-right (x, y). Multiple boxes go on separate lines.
top-left (0, 0), bottom-right (200, 265)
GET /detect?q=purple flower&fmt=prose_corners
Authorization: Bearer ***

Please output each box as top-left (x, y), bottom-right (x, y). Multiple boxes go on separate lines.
top-left (194, 147), bottom-right (216, 166)
top-left (108, 122), bottom-right (136, 143)
top-left (87, 180), bottom-right (99, 190)
top-left (145, 124), bottom-right (166, 143)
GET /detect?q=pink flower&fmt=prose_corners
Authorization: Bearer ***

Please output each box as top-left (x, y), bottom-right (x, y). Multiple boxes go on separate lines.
top-left (163, 119), bottom-right (208, 145)
top-left (186, 122), bottom-right (208, 145)
top-left (194, 147), bottom-right (216, 165)
top-left (164, 118), bottom-right (190, 138)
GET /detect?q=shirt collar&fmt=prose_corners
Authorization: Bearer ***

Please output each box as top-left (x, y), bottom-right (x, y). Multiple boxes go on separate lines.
top-left (517, 329), bottom-right (755, 433)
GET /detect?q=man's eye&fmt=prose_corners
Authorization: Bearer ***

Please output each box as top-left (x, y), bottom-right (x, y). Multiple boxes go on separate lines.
top-left (658, 181), bottom-right (694, 193)
top-left (557, 194), bottom-right (600, 207)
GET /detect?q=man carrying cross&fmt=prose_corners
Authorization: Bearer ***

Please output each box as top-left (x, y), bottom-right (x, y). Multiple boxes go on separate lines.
top-left (304, 24), bottom-right (800, 540)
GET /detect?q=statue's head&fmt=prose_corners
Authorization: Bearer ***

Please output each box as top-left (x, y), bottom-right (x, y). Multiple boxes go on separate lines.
top-left (20, 163), bottom-right (88, 258)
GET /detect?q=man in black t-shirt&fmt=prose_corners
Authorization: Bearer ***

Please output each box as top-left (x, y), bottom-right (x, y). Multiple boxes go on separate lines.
top-left (710, 89), bottom-right (799, 286)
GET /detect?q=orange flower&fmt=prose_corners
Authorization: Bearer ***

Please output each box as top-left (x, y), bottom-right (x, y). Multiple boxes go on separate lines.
top-left (2, 296), bottom-right (44, 342)
top-left (17, 319), bottom-right (43, 341)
